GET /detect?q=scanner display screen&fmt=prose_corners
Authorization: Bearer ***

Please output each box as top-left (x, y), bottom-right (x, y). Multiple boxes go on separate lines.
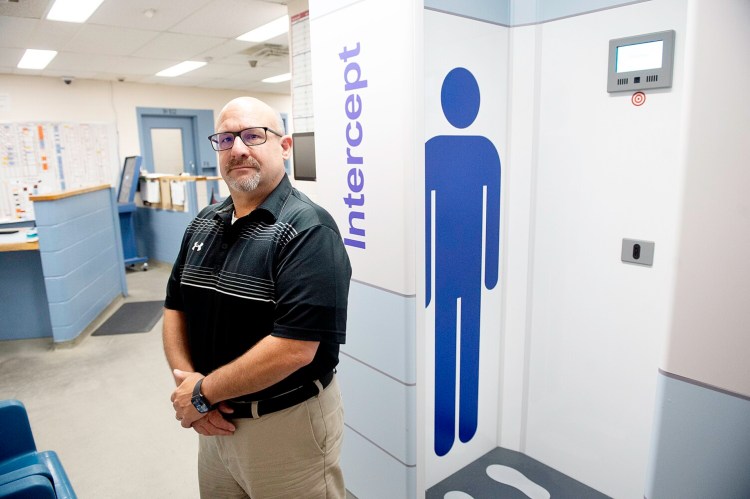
top-left (292, 132), bottom-right (316, 181)
top-left (616, 40), bottom-right (663, 73)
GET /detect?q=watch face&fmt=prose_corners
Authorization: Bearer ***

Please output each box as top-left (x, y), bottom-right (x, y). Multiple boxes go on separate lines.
top-left (192, 394), bottom-right (210, 414)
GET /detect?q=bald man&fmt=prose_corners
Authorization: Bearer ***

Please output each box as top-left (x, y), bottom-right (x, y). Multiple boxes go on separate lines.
top-left (164, 97), bottom-right (351, 498)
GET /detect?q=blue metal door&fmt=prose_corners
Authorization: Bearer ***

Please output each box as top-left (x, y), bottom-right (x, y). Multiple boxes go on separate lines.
top-left (140, 115), bottom-right (197, 174)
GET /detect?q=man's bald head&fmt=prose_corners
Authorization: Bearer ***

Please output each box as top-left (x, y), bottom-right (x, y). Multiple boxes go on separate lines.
top-left (216, 97), bottom-right (284, 132)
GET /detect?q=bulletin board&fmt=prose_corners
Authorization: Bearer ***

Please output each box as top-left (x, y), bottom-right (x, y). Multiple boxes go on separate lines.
top-left (0, 122), bottom-right (119, 222)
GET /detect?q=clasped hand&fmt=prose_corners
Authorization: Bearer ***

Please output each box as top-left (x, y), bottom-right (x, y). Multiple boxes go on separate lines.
top-left (171, 369), bottom-right (235, 436)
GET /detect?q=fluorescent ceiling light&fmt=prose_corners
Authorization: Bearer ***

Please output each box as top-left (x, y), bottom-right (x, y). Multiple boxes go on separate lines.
top-left (17, 49), bottom-right (58, 70)
top-left (262, 73), bottom-right (291, 84)
top-left (47, 0), bottom-right (105, 23)
top-left (156, 61), bottom-right (207, 77)
top-left (236, 16), bottom-right (289, 42)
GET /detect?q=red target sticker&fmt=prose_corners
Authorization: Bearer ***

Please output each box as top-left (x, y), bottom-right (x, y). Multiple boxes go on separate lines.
top-left (631, 91), bottom-right (646, 106)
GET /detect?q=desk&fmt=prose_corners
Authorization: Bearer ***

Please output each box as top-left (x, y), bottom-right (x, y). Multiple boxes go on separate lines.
top-left (0, 229), bottom-right (51, 340)
top-left (0, 228), bottom-right (39, 252)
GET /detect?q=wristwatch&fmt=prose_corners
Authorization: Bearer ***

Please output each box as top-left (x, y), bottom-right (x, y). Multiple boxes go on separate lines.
top-left (191, 377), bottom-right (214, 414)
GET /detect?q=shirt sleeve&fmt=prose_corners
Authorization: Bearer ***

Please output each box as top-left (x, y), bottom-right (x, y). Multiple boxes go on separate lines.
top-left (272, 224), bottom-right (352, 344)
top-left (164, 218), bottom-right (198, 311)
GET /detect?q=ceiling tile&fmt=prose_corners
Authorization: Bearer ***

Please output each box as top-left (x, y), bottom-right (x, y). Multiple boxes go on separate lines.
top-left (0, 1), bottom-right (293, 94)
top-left (168, 0), bottom-right (287, 38)
top-left (188, 63), bottom-right (247, 79)
top-left (138, 74), bottom-right (209, 87)
top-left (13, 67), bottom-right (46, 76)
top-left (0, 47), bottom-right (24, 68)
top-left (28, 20), bottom-right (83, 51)
top-left (194, 39), bottom-right (258, 64)
top-left (63, 24), bottom-right (160, 56)
top-left (0, 0), bottom-right (49, 19)
top-left (0, 16), bottom-right (39, 49)
top-left (42, 68), bottom-right (101, 80)
top-left (131, 32), bottom-right (225, 60)
top-left (101, 56), bottom-right (178, 76)
top-left (46, 52), bottom-right (117, 73)
top-left (88, 0), bottom-right (213, 31)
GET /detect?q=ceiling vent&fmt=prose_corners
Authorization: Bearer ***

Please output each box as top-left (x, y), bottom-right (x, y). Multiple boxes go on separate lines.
top-left (241, 43), bottom-right (289, 59)
top-left (0, 0), bottom-right (49, 20)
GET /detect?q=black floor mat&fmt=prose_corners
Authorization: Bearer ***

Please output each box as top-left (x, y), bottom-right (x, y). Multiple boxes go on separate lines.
top-left (92, 301), bottom-right (163, 336)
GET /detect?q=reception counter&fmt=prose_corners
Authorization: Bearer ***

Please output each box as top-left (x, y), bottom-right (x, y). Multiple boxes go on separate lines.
top-left (0, 185), bottom-right (127, 343)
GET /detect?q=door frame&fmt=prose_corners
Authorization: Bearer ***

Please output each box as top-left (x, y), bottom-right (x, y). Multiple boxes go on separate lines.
top-left (136, 107), bottom-right (216, 176)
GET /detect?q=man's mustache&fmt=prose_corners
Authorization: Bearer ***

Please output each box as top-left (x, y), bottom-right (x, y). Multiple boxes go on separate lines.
top-left (226, 157), bottom-right (261, 169)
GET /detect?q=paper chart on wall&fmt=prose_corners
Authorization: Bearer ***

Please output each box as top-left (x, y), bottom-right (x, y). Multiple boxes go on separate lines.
top-left (291, 10), bottom-right (314, 132)
top-left (0, 122), bottom-right (118, 222)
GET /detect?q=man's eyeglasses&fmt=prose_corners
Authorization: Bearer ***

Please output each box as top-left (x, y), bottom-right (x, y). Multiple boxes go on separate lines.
top-left (208, 127), bottom-right (283, 151)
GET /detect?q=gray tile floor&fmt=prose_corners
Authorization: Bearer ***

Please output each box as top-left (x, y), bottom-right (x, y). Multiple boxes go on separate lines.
top-left (0, 262), bottom-right (356, 498)
top-left (0, 262), bottom-right (197, 498)
top-left (427, 447), bottom-right (611, 499)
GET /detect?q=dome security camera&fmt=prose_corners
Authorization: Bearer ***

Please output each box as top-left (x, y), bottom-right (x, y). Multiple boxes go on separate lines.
top-left (62, 76), bottom-right (74, 85)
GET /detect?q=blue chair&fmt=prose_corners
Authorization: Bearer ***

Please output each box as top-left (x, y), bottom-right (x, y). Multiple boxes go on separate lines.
top-left (0, 400), bottom-right (76, 498)
top-left (0, 475), bottom-right (56, 498)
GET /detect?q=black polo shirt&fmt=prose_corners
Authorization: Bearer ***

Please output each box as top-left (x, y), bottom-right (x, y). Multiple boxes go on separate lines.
top-left (165, 175), bottom-right (351, 401)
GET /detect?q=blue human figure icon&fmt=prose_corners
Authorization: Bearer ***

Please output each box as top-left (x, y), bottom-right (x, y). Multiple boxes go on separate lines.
top-left (426, 67), bottom-right (501, 457)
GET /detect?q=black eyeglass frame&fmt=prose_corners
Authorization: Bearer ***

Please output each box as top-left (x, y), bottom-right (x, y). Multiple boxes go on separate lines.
top-left (207, 127), bottom-right (284, 151)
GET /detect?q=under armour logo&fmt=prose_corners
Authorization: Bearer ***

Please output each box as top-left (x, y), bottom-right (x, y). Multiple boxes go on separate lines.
top-left (192, 242), bottom-right (204, 251)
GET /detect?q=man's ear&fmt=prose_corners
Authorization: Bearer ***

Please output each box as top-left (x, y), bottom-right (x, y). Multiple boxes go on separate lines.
top-left (280, 135), bottom-right (293, 160)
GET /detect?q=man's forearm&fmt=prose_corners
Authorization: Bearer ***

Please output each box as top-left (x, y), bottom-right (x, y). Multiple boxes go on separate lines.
top-left (200, 335), bottom-right (319, 405)
top-left (163, 308), bottom-right (194, 382)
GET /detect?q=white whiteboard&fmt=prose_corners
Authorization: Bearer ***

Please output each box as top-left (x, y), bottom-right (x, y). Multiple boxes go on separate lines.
top-left (0, 122), bottom-right (119, 222)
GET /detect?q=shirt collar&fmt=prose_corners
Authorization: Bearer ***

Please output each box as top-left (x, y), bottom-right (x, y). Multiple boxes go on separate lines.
top-left (215, 174), bottom-right (292, 223)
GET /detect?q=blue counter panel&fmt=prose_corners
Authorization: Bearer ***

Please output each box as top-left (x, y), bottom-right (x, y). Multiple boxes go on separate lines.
top-left (46, 264), bottom-right (121, 340)
top-left (36, 207), bottom-right (112, 252)
top-left (0, 251), bottom-right (52, 340)
top-left (34, 187), bottom-right (126, 343)
top-left (42, 246), bottom-right (117, 302)
top-left (135, 207), bottom-right (193, 264)
top-left (35, 226), bottom-right (112, 277)
top-left (33, 191), bottom-right (108, 224)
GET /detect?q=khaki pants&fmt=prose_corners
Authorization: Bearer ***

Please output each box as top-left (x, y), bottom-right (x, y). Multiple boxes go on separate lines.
top-left (198, 377), bottom-right (345, 499)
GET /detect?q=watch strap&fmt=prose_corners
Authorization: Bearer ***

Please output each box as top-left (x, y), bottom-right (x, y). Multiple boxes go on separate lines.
top-left (192, 377), bottom-right (214, 411)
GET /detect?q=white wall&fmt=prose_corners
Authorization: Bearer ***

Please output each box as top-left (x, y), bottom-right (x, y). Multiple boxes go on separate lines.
top-left (309, 1), bottom-right (421, 497)
top-left (515, 1), bottom-right (688, 497)
top-left (665, 0), bottom-right (750, 397)
top-left (423, 9), bottom-right (508, 486)
top-left (421, 1), bottom-right (693, 496)
top-left (0, 74), bottom-right (291, 171)
top-left (643, 5), bottom-right (750, 493)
